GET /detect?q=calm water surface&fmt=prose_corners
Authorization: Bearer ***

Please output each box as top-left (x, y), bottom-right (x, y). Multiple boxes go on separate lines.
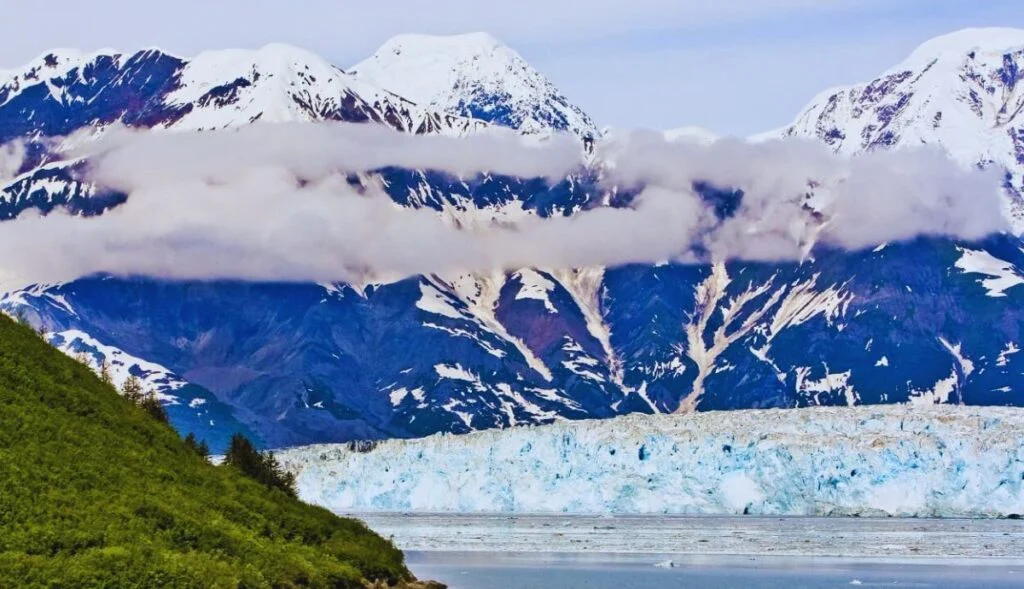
top-left (406, 552), bottom-right (1023, 589)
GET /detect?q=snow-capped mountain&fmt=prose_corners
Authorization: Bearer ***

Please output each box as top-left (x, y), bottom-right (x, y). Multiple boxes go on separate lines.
top-left (0, 44), bottom-right (478, 140)
top-left (0, 43), bottom-right (489, 219)
top-left (279, 404), bottom-right (1024, 517)
top-left (1, 30), bottom-right (1023, 450)
top-left (350, 33), bottom-right (597, 138)
top-left (768, 27), bottom-right (1024, 230)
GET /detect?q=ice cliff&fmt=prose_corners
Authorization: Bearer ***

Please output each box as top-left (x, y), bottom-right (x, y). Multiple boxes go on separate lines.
top-left (279, 405), bottom-right (1024, 517)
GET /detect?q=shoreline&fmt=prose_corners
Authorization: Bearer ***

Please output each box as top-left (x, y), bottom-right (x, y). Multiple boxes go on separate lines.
top-left (357, 513), bottom-right (1024, 561)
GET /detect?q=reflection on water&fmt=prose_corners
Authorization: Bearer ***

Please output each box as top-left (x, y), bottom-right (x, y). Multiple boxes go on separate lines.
top-left (406, 552), bottom-right (1023, 589)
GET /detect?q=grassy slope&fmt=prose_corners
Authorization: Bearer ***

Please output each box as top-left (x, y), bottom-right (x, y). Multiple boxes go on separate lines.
top-left (0, 315), bottom-right (410, 588)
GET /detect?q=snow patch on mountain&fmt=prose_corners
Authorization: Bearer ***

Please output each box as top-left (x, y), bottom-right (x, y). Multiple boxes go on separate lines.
top-left (513, 269), bottom-right (557, 313)
top-left (678, 265), bottom-right (854, 412)
top-left (279, 404), bottom-right (1024, 517)
top-left (906, 369), bottom-right (959, 406)
top-left (431, 272), bottom-right (554, 382)
top-left (550, 267), bottom-right (623, 387)
top-left (47, 329), bottom-right (184, 402)
top-left (955, 246), bottom-right (1024, 297)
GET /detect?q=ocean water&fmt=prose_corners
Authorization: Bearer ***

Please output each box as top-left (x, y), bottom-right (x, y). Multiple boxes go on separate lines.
top-left (406, 553), bottom-right (1023, 589)
top-left (358, 514), bottom-right (1024, 558)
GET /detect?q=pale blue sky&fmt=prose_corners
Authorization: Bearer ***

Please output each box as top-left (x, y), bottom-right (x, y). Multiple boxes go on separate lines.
top-left (525, 0), bottom-right (1024, 135)
top-left (2, 0), bottom-right (1022, 135)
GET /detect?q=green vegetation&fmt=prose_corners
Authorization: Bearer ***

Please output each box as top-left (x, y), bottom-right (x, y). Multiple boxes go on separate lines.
top-left (0, 314), bottom-right (417, 588)
top-left (224, 433), bottom-right (298, 498)
top-left (121, 374), bottom-right (171, 425)
top-left (183, 433), bottom-right (211, 458)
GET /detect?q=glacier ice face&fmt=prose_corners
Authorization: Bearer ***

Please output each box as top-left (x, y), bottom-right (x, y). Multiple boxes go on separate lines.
top-left (278, 405), bottom-right (1024, 517)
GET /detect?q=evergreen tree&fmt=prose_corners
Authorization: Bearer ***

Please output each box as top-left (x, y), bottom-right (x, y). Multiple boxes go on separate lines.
top-left (223, 433), bottom-right (297, 498)
top-left (138, 391), bottom-right (170, 425)
top-left (224, 433), bottom-right (261, 477)
top-left (183, 433), bottom-right (210, 458)
top-left (121, 374), bottom-right (144, 404)
top-left (98, 359), bottom-right (113, 386)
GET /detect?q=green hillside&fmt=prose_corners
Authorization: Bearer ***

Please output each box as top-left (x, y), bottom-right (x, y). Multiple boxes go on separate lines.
top-left (0, 315), bottom-right (426, 588)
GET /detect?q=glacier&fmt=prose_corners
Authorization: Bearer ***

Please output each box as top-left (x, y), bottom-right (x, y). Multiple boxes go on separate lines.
top-left (278, 405), bottom-right (1024, 517)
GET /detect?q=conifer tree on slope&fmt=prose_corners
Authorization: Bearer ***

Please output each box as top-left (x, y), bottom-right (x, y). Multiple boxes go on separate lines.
top-left (121, 374), bottom-right (143, 404)
top-left (98, 359), bottom-right (113, 386)
top-left (224, 433), bottom-right (297, 498)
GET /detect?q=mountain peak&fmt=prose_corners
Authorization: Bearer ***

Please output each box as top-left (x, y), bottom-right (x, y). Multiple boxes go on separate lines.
top-left (773, 26), bottom-right (1024, 231)
top-left (351, 32), bottom-right (597, 137)
top-left (900, 27), bottom-right (1024, 68)
top-left (375, 32), bottom-right (509, 56)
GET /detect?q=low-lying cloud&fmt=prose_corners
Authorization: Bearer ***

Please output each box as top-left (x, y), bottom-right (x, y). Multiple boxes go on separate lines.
top-left (600, 130), bottom-right (1006, 258)
top-left (71, 122), bottom-right (585, 185)
top-left (0, 140), bottom-right (26, 183)
top-left (0, 123), bottom-right (1008, 287)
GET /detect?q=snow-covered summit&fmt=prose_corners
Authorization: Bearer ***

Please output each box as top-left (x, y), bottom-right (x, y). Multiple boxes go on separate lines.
top-left (0, 48), bottom-right (83, 80)
top-left (0, 48), bottom-right (94, 108)
top-left (351, 32), bottom-right (597, 138)
top-left (165, 42), bottom-right (469, 132)
top-left (900, 27), bottom-right (1024, 69)
top-left (771, 27), bottom-right (1024, 230)
top-left (0, 43), bottom-right (483, 145)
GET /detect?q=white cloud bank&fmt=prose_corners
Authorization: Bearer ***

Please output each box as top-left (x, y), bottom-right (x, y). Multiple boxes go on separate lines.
top-left (0, 123), bottom-right (1007, 286)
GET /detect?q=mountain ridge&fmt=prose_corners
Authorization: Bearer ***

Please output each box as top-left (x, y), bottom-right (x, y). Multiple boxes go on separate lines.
top-left (1, 28), bottom-right (1022, 449)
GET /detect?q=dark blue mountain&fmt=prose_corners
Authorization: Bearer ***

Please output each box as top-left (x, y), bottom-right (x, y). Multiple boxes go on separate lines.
top-left (2, 38), bottom-right (1023, 452)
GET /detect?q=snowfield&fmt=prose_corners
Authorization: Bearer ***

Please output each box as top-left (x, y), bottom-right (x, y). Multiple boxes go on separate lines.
top-left (278, 405), bottom-right (1024, 517)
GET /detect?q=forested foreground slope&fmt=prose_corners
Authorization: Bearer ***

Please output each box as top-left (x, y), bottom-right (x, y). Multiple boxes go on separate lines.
top-left (0, 315), bottom-right (435, 588)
